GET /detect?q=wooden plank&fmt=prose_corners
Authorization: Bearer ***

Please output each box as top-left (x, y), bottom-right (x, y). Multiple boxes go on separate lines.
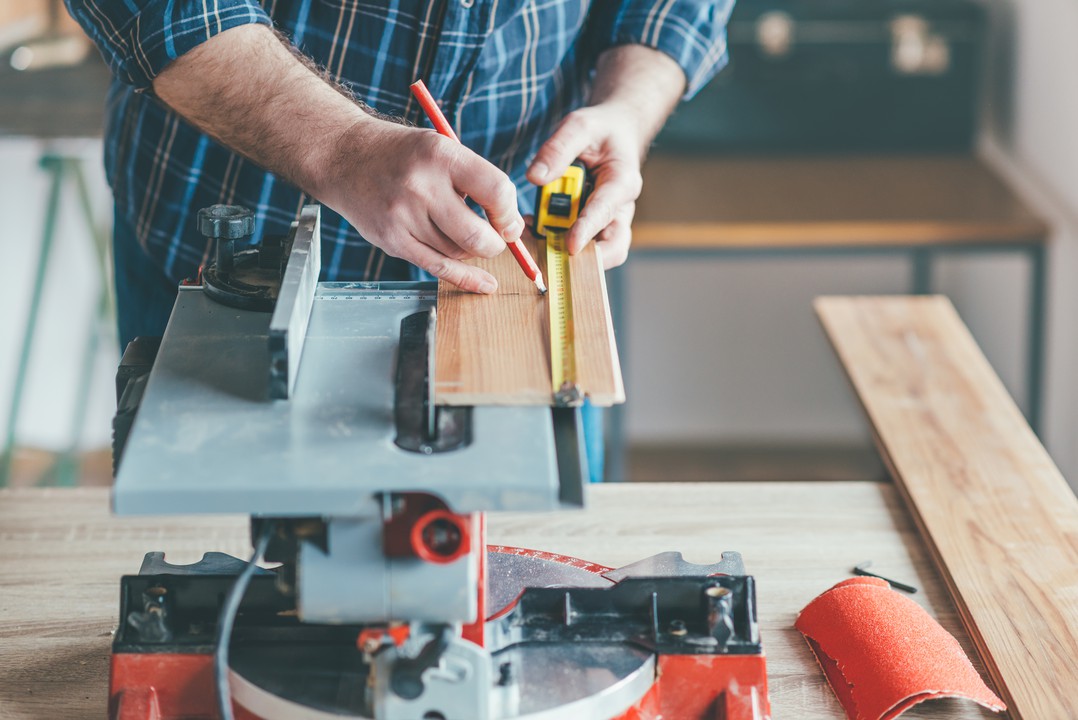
top-left (634, 155), bottom-right (1048, 249)
top-left (0, 483), bottom-right (997, 719)
top-left (435, 234), bottom-right (623, 406)
top-left (816, 295), bottom-right (1078, 720)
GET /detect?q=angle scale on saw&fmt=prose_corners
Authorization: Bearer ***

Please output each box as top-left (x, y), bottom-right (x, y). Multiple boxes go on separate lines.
top-left (107, 176), bottom-right (772, 718)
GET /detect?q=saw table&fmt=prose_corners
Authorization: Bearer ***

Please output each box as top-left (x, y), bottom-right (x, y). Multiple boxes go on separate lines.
top-left (97, 202), bottom-right (764, 720)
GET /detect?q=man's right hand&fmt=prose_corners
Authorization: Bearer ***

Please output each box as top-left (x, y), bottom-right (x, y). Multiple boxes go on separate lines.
top-left (318, 120), bottom-right (523, 294)
top-left (153, 24), bottom-right (519, 293)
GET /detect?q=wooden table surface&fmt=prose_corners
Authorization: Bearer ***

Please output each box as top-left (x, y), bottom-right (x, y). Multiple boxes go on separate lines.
top-left (0, 484), bottom-right (999, 720)
top-left (633, 155), bottom-right (1048, 249)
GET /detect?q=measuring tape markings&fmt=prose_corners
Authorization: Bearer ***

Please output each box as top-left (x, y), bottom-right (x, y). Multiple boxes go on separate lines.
top-left (546, 229), bottom-right (581, 406)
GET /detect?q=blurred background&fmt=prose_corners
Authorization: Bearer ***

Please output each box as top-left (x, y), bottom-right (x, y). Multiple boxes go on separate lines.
top-left (1, 0), bottom-right (1075, 490)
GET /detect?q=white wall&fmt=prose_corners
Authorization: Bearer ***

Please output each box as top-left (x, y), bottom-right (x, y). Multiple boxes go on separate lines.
top-left (978, 0), bottom-right (1078, 485)
top-left (622, 242), bottom-right (1030, 444)
top-left (0, 138), bottom-right (117, 451)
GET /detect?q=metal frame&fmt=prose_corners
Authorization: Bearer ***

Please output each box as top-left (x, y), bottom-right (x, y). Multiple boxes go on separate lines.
top-left (112, 281), bottom-right (576, 516)
top-left (267, 205), bottom-right (321, 400)
top-left (605, 241), bottom-right (1048, 483)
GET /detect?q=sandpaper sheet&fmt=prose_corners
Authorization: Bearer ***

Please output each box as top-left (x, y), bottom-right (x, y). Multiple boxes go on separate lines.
top-left (795, 577), bottom-right (1005, 720)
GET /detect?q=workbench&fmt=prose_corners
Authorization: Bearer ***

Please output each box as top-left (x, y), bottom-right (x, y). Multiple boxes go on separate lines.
top-left (2, 296), bottom-right (1075, 720)
top-left (607, 154), bottom-right (1049, 482)
top-left (0, 482), bottom-right (995, 720)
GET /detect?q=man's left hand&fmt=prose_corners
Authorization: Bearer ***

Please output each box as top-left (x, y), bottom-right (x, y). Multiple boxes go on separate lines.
top-left (527, 102), bottom-right (643, 269)
top-left (526, 45), bottom-right (688, 270)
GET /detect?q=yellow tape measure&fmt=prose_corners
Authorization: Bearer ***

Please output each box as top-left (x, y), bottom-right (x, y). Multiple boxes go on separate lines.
top-left (535, 161), bottom-right (588, 407)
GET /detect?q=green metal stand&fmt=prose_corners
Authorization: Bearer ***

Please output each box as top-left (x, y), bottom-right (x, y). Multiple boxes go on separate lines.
top-left (0, 153), bottom-right (113, 487)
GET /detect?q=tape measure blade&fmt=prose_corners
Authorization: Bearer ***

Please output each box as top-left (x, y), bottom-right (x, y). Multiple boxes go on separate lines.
top-left (546, 230), bottom-right (580, 406)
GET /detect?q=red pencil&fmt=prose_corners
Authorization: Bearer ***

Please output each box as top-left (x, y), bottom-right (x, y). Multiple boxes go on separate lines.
top-left (410, 79), bottom-right (547, 295)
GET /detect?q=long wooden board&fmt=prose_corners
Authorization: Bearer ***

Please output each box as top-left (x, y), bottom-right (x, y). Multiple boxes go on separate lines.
top-left (435, 235), bottom-right (624, 406)
top-left (816, 295), bottom-right (1078, 720)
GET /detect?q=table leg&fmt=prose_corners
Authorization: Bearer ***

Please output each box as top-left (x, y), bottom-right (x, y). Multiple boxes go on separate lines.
top-left (606, 264), bottom-right (627, 483)
top-left (911, 248), bottom-right (933, 295)
top-left (1027, 244), bottom-right (1047, 435)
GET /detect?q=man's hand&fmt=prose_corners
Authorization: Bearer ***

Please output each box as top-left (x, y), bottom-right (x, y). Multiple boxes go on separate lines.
top-left (527, 103), bottom-right (643, 269)
top-left (320, 121), bottom-right (523, 294)
top-left (527, 45), bottom-right (687, 269)
top-left (154, 24), bottom-right (522, 293)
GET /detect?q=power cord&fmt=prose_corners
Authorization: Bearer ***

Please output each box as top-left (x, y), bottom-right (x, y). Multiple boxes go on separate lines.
top-left (215, 521), bottom-right (275, 720)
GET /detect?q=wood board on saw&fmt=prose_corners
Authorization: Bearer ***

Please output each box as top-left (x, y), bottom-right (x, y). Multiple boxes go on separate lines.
top-left (816, 295), bottom-right (1078, 720)
top-left (435, 234), bottom-right (624, 406)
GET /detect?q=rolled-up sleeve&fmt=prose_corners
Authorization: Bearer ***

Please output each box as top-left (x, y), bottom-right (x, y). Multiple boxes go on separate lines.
top-left (609, 0), bottom-right (734, 98)
top-left (64, 0), bottom-right (272, 91)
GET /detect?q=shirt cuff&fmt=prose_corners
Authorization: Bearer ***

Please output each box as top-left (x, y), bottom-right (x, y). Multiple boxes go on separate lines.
top-left (72, 0), bottom-right (272, 91)
top-left (610, 1), bottom-right (731, 99)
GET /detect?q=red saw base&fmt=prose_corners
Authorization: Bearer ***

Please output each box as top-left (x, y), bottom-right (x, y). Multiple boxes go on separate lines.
top-left (110, 651), bottom-right (770, 720)
top-left (109, 545), bottom-right (771, 720)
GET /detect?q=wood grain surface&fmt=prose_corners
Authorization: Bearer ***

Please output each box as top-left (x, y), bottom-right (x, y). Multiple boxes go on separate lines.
top-left (1, 484), bottom-right (998, 720)
top-left (816, 296), bottom-right (1078, 720)
top-left (633, 155), bottom-right (1048, 249)
top-left (435, 233), bottom-right (624, 406)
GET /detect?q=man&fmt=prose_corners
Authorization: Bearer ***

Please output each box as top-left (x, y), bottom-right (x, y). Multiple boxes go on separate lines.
top-left (67, 0), bottom-right (732, 480)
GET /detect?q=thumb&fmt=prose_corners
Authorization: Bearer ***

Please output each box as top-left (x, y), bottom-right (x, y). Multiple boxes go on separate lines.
top-left (528, 114), bottom-right (591, 186)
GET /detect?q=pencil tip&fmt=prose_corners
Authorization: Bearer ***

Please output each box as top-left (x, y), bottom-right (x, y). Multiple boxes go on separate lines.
top-left (535, 276), bottom-right (548, 295)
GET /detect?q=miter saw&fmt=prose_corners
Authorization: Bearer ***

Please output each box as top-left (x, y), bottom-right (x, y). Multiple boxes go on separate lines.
top-left (107, 203), bottom-right (771, 720)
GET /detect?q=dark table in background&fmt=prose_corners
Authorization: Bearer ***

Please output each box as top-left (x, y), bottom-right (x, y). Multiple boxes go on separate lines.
top-left (605, 154), bottom-right (1050, 482)
top-left (0, 50), bottom-right (109, 138)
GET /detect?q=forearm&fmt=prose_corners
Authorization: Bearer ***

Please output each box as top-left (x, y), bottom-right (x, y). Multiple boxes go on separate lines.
top-left (153, 23), bottom-right (521, 294)
top-left (152, 24), bottom-right (373, 205)
top-left (588, 45), bottom-right (687, 156)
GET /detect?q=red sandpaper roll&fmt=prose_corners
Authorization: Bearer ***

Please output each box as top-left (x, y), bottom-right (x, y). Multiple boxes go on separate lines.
top-left (795, 577), bottom-right (1005, 720)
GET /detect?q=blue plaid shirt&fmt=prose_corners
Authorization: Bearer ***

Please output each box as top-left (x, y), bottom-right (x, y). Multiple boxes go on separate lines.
top-left (67, 0), bottom-right (731, 284)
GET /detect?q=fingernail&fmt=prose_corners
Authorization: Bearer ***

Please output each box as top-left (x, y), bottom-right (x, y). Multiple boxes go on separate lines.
top-left (478, 279), bottom-right (498, 294)
top-left (531, 162), bottom-right (548, 182)
top-left (568, 230), bottom-right (584, 254)
top-left (502, 218), bottom-right (524, 241)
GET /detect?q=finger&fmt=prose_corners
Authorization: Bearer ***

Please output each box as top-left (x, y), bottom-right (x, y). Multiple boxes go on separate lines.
top-left (391, 233), bottom-right (499, 294)
top-left (429, 194), bottom-right (509, 259)
top-left (593, 205), bottom-right (634, 269)
top-left (416, 218), bottom-right (470, 261)
top-left (567, 163), bottom-right (641, 253)
top-left (447, 149), bottom-right (524, 243)
top-left (527, 112), bottom-right (594, 186)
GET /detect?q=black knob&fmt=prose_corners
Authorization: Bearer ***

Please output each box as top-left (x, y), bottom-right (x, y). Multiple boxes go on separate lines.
top-left (197, 204), bottom-right (254, 240)
top-left (198, 205), bottom-right (254, 275)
